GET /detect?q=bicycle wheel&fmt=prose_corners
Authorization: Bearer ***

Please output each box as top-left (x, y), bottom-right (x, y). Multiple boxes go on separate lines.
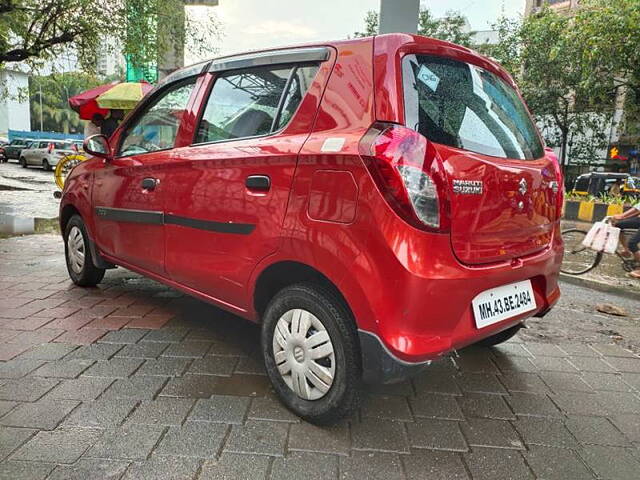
top-left (560, 229), bottom-right (603, 275)
top-left (54, 154), bottom-right (87, 190)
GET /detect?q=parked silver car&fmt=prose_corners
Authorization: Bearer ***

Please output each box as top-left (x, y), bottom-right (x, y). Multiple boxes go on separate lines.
top-left (20, 140), bottom-right (75, 171)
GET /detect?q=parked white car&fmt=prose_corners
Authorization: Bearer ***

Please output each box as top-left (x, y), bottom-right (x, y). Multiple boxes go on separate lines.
top-left (20, 140), bottom-right (75, 171)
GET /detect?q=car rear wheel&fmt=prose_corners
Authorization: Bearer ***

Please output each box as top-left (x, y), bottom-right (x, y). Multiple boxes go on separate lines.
top-left (42, 159), bottom-right (51, 171)
top-left (20, 157), bottom-right (27, 168)
top-left (64, 215), bottom-right (105, 287)
top-left (261, 283), bottom-right (361, 424)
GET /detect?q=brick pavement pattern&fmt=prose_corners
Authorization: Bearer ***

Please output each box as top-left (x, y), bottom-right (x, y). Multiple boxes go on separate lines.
top-left (1, 234), bottom-right (640, 479)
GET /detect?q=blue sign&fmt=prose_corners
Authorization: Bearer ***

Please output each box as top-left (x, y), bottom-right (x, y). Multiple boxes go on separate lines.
top-left (8, 129), bottom-right (83, 142)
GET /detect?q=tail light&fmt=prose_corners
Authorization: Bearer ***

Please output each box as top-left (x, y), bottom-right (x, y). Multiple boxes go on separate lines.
top-left (545, 147), bottom-right (564, 220)
top-left (359, 123), bottom-right (450, 232)
top-left (72, 143), bottom-right (78, 152)
top-left (47, 143), bottom-right (54, 153)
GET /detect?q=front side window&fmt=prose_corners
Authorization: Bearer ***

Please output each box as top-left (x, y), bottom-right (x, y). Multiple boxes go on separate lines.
top-left (119, 81), bottom-right (195, 156)
top-left (195, 64), bottom-right (318, 144)
top-left (403, 54), bottom-right (544, 160)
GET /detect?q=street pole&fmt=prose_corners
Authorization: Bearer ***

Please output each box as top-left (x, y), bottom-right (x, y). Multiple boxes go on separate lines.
top-left (38, 84), bottom-right (43, 132)
top-left (379, 0), bottom-right (419, 34)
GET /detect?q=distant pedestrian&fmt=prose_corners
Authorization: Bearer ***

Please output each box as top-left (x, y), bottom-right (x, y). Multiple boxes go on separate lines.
top-left (609, 179), bottom-right (623, 197)
top-left (101, 109), bottom-right (125, 138)
top-left (613, 199), bottom-right (640, 278)
top-left (84, 113), bottom-right (104, 139)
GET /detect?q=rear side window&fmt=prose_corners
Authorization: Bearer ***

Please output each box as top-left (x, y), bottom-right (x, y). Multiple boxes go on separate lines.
top-left (403, 55), bottom-right (544, 160)
top-left (195, 64), bottom-right (318, 144)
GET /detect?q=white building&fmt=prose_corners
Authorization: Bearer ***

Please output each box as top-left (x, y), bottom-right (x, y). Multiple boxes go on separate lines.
top-left (0, 68), bottom-right (31, 138)
top-left (97, 36), bottom-right (126, 78)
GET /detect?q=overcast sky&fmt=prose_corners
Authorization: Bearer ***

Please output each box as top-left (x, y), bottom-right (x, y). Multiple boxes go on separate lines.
top-left (187, 0), bottom-right (525, 61)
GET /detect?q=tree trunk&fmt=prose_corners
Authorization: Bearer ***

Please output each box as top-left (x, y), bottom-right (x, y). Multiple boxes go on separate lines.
top-left (560, 128), bottom-right (569, 172)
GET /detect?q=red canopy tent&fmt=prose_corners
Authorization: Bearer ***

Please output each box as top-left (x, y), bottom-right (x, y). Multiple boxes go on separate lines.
top-left (68, 82), bottom-right (153, 120)
top-left (68, 82), bottom-right (118, 120)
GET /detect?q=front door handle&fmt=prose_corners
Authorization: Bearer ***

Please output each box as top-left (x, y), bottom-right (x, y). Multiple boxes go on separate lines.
top-left (246, 175), bottom-right (270, 191)
top-left (141, 177), bottom-right (159, 191)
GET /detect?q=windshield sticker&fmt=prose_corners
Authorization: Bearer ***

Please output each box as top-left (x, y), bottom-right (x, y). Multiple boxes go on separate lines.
top-left (417, 65), bottom-right (440, 92)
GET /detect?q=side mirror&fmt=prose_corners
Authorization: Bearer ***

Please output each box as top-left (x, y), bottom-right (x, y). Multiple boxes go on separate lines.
top-left (83, 134), bottom-right (112, 160)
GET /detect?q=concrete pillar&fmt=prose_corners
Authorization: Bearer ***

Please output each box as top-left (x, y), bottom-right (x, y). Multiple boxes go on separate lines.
top-left (379, 0), bottom-right (419, 34)
top-left (157, 0), bottom-right (186, 79)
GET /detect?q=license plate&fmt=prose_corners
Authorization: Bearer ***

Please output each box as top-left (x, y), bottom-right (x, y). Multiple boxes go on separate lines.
top-left (472, 280), bottom-right (536, 329)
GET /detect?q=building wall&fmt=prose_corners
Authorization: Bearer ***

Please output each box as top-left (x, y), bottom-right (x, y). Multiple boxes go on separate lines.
top-left (97, 36), bottom-right (125, 77)
top-left (0, 69), bottom-right (31, 138)
top-left (525, 0), bottom-right (579, 16)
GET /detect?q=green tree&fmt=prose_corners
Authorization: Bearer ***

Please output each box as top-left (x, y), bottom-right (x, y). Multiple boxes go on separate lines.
top-left (0, 0), bottom-right (222, 75)
top-left (418, 9), bottom-right (472, 47)
top-left (29, 72), bottom-right (103, 133)
top-left (354, 7), bottom-right (473, 47)
top-left (482, 7), bottom-right (614, 167)
top-left (573, 0), bottom-right (640, 141)
top-left (353, 10), bottom-right (379, 38)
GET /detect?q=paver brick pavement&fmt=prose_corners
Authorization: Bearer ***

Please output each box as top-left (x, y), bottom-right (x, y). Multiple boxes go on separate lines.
top-left (1, 233), bottom-right (640, 478)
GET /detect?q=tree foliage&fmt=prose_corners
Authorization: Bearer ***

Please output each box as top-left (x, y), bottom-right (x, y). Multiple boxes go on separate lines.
top-left (0, 0), bottom-right (222, 74)
top-left (481, 6), bottom-right (619, 166)
top-left (0, 0), bottom-right (124, 69)
top-left (29, 72), bottom-right (103, 133)
top-left (354, 7), bottom-right (473, 47)
top-left (417, 9), bottom-right (472, 47)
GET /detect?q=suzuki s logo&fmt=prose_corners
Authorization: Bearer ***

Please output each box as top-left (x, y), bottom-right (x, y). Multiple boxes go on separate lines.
top-left (519, 178), bottom-right (528, 195)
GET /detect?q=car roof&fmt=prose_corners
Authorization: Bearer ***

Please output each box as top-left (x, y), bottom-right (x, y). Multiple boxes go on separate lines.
top-left (579, 172), bottom-right (629, 179)
top-left (158, 33), bottom-right (506, 87)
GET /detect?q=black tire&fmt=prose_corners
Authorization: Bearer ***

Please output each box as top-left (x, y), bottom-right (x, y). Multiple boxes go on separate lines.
top-left (42, 159), bottom-right (51, 171)
top-left (261, 283), bottom-right (361, 425)
top-left (475, 324), bottom-right (522, 347)
top-left (20, 157), bottom-right (27, 168)
top-left (560, 228), bottom-right (603, 275)
top-left (63, 215), bottom-right (105, 287)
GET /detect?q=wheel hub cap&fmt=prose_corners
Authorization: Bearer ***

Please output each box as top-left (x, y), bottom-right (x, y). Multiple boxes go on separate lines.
top-left (66, 226), bottom-right (85, 274)
top-left (272, 308), bottom-right (335, 401)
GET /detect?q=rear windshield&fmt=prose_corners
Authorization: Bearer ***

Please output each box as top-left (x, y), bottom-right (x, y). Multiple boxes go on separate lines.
top-left (403, 54), bottom-right (544, 160)
top-left (52, 142), bottom-right (70, 149)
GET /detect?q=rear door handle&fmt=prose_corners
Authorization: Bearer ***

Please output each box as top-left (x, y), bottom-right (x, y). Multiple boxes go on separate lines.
top-left (141, 178), bottom-right (159, 191)
top-left (246, 175), bottom-right (270, 191)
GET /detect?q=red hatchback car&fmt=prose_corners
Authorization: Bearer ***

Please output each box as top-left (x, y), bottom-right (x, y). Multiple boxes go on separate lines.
top-left (60, 34), bottom-right (563, 423)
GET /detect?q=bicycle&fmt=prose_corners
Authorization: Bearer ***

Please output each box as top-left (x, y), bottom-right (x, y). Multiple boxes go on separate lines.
top-left (561, 221), bottom-right (639, 275)
top-left (54, 153), bottom-right (87, 190)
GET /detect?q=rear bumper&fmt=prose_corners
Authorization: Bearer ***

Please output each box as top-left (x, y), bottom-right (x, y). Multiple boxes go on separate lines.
top-left (353, 221), bottom-right (563, 372)
top-left (359, 329), bottom-right (432, 384)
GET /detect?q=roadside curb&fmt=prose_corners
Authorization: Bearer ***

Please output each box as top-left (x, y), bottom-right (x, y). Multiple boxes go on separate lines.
top-left (564, 199), bottom-right (631, 223)
top-left (0, 216), bottom-right (58, 236)
top-left (559, 272), bottom-right (640, 300)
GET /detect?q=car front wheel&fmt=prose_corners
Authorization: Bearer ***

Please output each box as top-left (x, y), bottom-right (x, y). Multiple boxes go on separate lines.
top-left (20, 157), bottom-right (27, 168)
top-left (64, 215), bottom-right (105, 287)
top-left (261, 283), bottom-right (361, 425)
